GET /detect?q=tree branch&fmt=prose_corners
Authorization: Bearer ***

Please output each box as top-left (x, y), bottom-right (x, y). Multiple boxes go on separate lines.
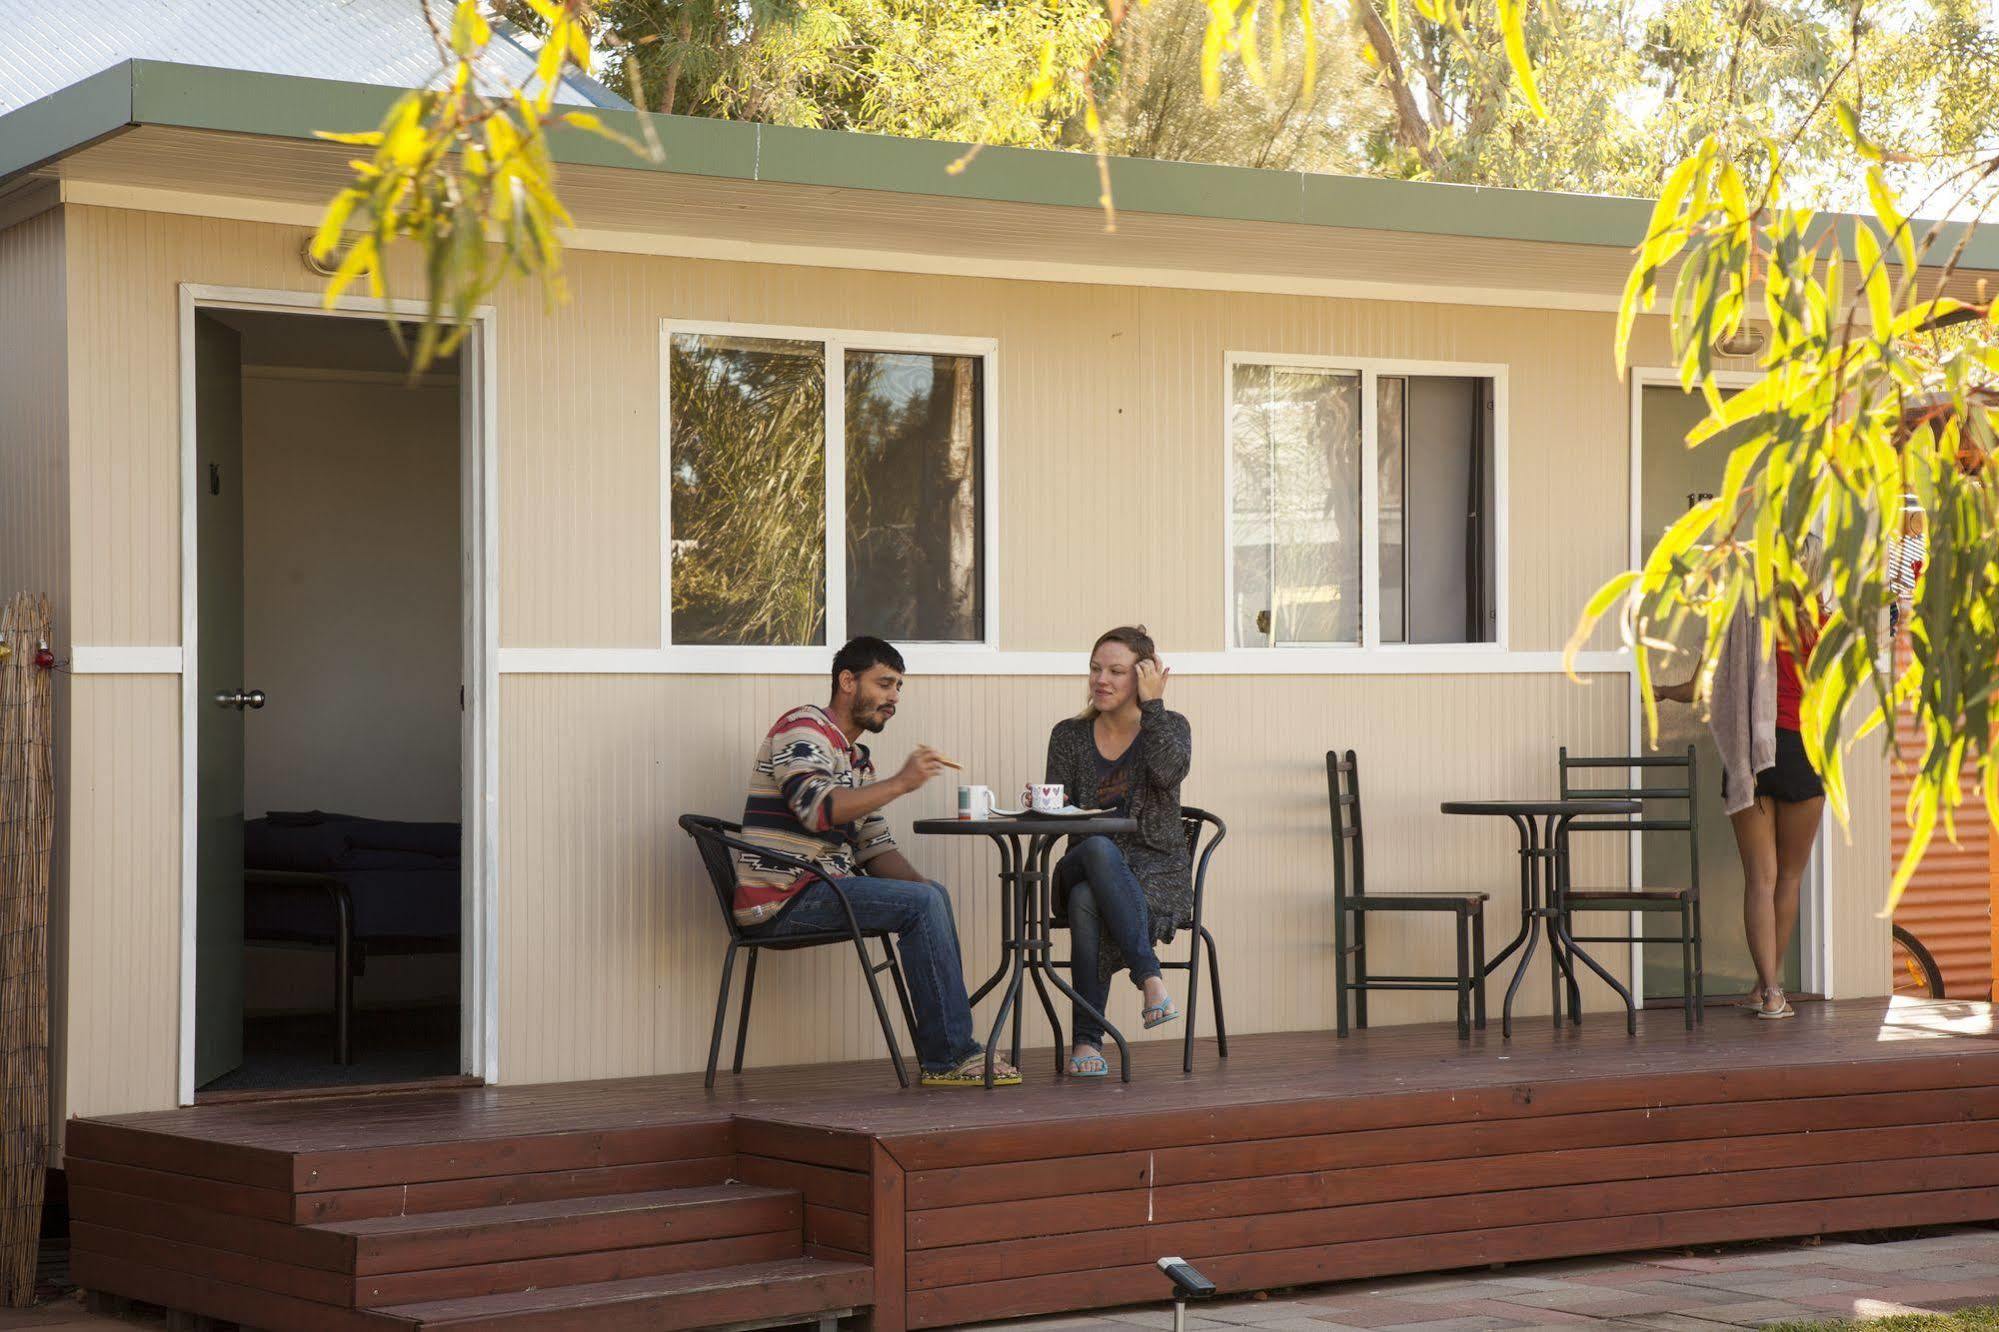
top-left (1358, 2), bottom-right (1446, 175)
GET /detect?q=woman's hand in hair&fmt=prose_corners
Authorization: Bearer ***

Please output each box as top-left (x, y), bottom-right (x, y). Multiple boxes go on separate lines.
top-left (1135, 659), bottom-right (1171, 703)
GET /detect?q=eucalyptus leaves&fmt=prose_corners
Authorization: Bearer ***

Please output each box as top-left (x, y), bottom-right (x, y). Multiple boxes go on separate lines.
top-left (310, 0), bottom-right (651, 372)
top-left (1573, 122), bottom-right (1999, 908)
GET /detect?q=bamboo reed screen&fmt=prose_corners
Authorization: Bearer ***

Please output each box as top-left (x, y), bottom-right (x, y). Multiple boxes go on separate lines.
top-left (0, 594), bottom-right (51, 1306)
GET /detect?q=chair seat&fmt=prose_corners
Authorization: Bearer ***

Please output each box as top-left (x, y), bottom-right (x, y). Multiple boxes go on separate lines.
top-left (746, 926), bottom-right (894, 950)
top-left (1564, 886), bottom-right (1691, 904)
top-left (1346, 892), bottom-right (1487, 912)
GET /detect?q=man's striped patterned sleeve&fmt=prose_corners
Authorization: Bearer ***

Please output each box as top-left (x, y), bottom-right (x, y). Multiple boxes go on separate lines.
top-left (768, 712), bottom-right (846, 832)
top-left (852, 810), bottom-right (898, 865)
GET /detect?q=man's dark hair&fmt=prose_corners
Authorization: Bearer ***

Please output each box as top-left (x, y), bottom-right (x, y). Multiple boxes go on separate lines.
top-left (830, 636), bottom-right (905, 697)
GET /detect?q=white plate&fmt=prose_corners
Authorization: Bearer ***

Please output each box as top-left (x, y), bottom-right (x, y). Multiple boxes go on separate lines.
top-left (988, 805), bottom-right (1113, 819)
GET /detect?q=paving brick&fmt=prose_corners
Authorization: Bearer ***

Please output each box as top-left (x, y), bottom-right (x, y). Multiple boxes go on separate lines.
top-left (1000, 1226), bottom-right (1999, 1332)
top-left (1491, 1258), bottom-right (1645, 1279)
top-left (1668, 1271), bottom-right (1872, 1298)
top-left (1481, 1290), bottom-right (1695, 1317)
top-left (1293, 1296), bottom-right (1472, 1328)
top-left (1427, 1298), bottom-right (1598, 1325)
top-left (1606, 1314), bottom-right (1744, 1331)
top-left (1598, 1281), bottom-right (1746, 1307)
top-left (1548, 1264), bottom-right (1689, 1289)
top-left (1897, 1262), bottom-right (1999, 1282)
top-left (1391, 1280), bottom-right (1578, 1306)
top-left (1205, 1302), bottom-right (1342, 1326)
top-left (1637, 1250), bottom-right (1827, 1274)
top-left (1367, 1312), bottom-right (1535, 1320)
top-left (1385, 1286), bottom-right (1515, 1307)
top-left (1666, 1297), bottom-right (1822, 1326)
top-left (1101, 1310), bottom-right (1234, 1329)
top-left (1918, 1294), bottom-right (1999, 1313)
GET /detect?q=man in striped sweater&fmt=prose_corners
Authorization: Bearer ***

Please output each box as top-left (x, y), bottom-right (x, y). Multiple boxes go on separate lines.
top-left (736, 637), bottom-right (1018, 1087)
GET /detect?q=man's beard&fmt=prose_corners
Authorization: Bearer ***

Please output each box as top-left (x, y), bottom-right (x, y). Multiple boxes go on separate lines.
top-left (857, 706), bottom-right (890, 734)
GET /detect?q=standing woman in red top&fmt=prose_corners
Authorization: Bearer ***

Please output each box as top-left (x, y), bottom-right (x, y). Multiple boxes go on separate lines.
top-left (1655, 539), bottom-right (1827, 1021)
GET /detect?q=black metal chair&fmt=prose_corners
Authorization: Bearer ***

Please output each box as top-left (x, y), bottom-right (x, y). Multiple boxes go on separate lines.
top-left (1555, 746), bottom-right (1705, 1028)
top-left (1044, 808), bottom-right (1229, 1073)
top-left (1162, 808), bottom-right (1229, 1072)
top-left (1328, 750), bottom-right (1488, 1040)
top-left (679, 814), bottom-right (919, 1088)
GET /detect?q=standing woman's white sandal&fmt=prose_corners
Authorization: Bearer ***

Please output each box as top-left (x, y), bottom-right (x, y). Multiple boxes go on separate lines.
top-left (1757, 988), bottom-right (1796, 1020)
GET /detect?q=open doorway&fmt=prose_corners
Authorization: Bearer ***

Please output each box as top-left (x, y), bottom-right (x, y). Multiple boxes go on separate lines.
top-left (1632, 376), bottom-right (1826, 1006)
top-left (185, 301), bottom-right (484, 1097)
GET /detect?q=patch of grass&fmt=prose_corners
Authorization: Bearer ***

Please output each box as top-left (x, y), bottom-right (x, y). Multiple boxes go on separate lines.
top-left (1764, 1309), bottom-right (1999, 1332)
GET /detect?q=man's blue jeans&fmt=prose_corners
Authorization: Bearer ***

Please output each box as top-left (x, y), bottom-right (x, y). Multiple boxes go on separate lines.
top-left (1055, 836), bottom-right (1162, 1047)
top-left (753, 876), bottom-right (981, 1074)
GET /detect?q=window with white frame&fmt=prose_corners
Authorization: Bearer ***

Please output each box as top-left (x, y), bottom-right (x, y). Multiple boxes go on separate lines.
top-left (666, 327), bottom-right (990, 647)
top-left (1229, 359), bottom-right (1498, 648)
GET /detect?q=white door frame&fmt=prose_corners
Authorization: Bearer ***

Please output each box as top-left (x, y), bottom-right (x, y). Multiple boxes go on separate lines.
top-left (176, 284), bottom-right (500, 1104)
top-left (1626, 368), bottom-right (1832, 1004)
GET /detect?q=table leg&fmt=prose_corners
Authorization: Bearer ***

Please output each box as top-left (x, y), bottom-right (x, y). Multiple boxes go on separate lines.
top-left (981, 833), bottom-right (1029, 1089)
top-left (1009, 862), bottom-right (1034, 1069)
top-left (1482, 813), bottom-right (1536, 980)
top-left (983, 958), bottom-right (1025, 1089)
top-left (968, 835), bottom-right (1019, 1008)
top-left (1024, 841), bottom-right (1065, 1074)
top-left (1498, 813), bottom-right (1539, 1040)
top-left (1549, 819), bottom-right (1583, 1026)
top-left (1550, 818), bottom-right (1638, 1034)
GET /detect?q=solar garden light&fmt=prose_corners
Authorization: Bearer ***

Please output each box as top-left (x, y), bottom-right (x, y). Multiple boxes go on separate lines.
top-left (1156, 1256), bottom-right (1217, 1332)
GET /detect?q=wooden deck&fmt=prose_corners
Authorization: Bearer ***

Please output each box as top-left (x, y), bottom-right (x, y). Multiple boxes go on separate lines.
top-left (66, 997), bottom-right (1999, 1330)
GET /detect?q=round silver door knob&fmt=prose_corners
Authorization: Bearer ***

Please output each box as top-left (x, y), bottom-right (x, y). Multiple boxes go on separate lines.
top-left (212, 689), bottom-right (270, 710)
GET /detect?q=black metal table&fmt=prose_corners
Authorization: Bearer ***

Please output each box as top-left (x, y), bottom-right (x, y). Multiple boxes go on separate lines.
top-left (913, 815), bottom-right (1140, 1086)
top-left (1440, 798), bottom-right (1642, 1039)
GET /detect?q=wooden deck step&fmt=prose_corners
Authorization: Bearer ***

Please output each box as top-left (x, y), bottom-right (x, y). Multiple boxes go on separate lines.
top-left (312, 1184), bottom-right (802, 1275)
top-left (377, 1255), bottom-right (872, 1330)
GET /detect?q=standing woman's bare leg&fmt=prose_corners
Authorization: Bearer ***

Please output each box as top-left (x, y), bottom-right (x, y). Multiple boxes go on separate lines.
top-left (1771, 797), bottom-right (1827, 993)
top-left (1731, 799), bottom-right (1781, 1003)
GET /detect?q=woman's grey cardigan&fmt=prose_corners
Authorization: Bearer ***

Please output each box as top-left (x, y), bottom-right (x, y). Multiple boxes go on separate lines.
top-left (1043, 699), bottom-right (1193, 980)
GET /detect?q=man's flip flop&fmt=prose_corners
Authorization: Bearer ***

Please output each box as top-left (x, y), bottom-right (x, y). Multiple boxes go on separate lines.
top-left (1067, 1049), bottom-right (1109, 1078)
top-left (921, 1052), bottom-right (1021, 1087)
top-left (1142, 998), bottom-right (1180, 1030)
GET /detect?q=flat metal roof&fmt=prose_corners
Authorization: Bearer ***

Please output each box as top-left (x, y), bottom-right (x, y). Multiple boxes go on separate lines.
top-left (4, 59), bottom-right (1996, 274)
top-left (0, 3), bottom-right (623, 116)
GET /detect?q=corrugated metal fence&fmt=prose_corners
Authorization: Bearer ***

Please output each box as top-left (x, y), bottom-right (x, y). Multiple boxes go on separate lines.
top-left (1891, 640), bottom-right (1993, 999)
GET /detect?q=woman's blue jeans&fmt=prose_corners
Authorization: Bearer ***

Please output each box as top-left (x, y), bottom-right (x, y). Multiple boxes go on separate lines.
top-left (753, 876), bottom-right (980, 1074)
top-left (1055, 836), bottom-right (1162, 1047)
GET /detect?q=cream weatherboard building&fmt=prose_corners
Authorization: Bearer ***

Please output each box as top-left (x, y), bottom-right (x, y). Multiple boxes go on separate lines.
top-left (0, 59), bottom-right (1951, 1144)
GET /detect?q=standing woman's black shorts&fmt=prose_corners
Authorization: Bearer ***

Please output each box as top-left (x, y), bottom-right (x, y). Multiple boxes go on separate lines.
top-left (1722, 728), bottom-right (1825, 804)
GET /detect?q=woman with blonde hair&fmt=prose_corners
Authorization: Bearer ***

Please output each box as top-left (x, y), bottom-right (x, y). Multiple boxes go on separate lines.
top-left (1043, 625), bottom-right (1193, 1076)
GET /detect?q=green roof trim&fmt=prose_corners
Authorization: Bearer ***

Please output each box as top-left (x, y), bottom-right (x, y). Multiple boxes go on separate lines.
top-left (0, 63), bottom-right (133, 183)
top-left (5, 59), bottom-right (1998, 270)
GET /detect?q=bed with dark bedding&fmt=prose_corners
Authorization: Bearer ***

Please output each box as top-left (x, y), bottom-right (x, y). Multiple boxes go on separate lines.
top-left (243, 811), bottom-right (460, 1065)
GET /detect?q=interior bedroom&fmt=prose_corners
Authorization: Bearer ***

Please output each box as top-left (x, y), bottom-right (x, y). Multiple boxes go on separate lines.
top-left (193, 305), bottom-right (465, 1096)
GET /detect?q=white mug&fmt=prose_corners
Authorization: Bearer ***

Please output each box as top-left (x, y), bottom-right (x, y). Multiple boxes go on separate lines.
top-left (957, 784), bottom-right (994, 821)
top-left (1030, 783), bottom-right (1066, 813)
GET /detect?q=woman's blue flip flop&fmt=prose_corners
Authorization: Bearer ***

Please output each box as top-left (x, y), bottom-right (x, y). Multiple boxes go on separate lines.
top-left (1068, 1049), bottom-right (1109, 1077)
top-left (1142, 998), bottom-right (1180, 1030)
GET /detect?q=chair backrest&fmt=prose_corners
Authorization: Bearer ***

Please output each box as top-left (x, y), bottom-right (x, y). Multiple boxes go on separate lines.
top-left (678, 813), bottom-right (750, 939)
top-left (1324, 749), bottom-right (1364, 904)
top-left (1556, 745), bottom-right (1700, 898)
top-left (1180, 806), bottom-right (1227, 926)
